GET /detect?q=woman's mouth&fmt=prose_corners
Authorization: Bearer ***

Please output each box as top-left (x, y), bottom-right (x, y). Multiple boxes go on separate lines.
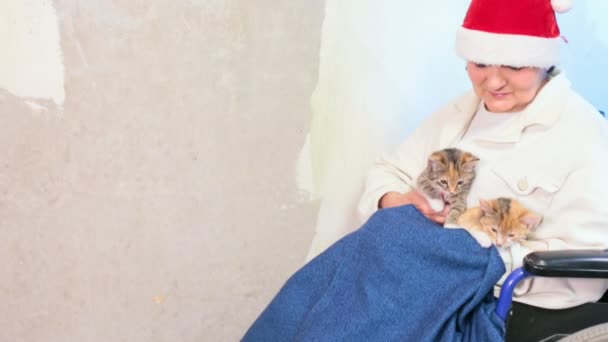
top-left (489, 91), bottom-right (509, 99)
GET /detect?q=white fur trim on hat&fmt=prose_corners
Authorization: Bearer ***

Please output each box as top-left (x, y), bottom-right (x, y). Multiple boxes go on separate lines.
top-left (455, 27), bottom-right (562, 68)
top-left (552, 0), bottom-right (573, 13)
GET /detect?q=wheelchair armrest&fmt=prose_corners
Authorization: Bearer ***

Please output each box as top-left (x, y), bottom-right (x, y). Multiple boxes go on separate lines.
top-left (523, 249), bottom-right (608, 278)
top-left (496, 249), bottom-right (608, 321)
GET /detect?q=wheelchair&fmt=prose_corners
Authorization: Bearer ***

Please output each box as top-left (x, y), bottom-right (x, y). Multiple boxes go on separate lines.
top-left (498, 109), bottom-right (608, 341)
top-left (498, 249), bottom-right (608, 342)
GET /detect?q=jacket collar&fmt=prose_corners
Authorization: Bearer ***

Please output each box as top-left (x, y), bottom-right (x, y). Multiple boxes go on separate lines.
top-left (440, 91), bottom-right (480, 147)
top-left (441, 71), bottom-right (570, 146)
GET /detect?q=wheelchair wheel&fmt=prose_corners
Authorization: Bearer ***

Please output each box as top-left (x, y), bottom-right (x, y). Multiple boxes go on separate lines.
top-left (561, 322), bottom-right (608, 342)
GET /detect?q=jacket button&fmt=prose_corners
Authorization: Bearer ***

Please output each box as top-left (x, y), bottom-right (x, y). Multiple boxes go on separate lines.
top-left (518, 179), bottom-right (529, 191)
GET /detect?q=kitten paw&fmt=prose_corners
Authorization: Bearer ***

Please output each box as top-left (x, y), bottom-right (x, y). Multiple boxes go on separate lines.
top-left (443, 223), bottom-right (461, 229)
top-left (471, 231), bottom-right (492, 248)
top-left (427, 198), bottom-right (445, 212)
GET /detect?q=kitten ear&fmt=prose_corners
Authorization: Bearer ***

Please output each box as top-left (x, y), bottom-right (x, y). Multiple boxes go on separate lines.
top-left (461, 152), bottom-right (480, 171)
top-left (479, 199), bottom-right (494, 215)
top-left (427, 153), bottom-right (445, 171)
top-left (520, 212), bottom-right (543, 231)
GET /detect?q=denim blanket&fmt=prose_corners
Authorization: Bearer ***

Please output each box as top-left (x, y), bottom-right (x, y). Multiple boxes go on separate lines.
top-left (243, 205), bottom-right (506, 341)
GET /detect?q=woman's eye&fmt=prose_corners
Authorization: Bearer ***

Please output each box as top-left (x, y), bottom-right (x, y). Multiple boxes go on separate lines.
top-left (505, 65), bottom-right (524, 71)
top-left (475, 63), bottom-right (487, 68)
top-left (508, 234), bottom-right (515, 237)
top-left (491, 228), bottom-right (498, 233)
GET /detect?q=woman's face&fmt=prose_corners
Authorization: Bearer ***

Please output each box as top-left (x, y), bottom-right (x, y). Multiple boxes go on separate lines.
top-left (466, 62), bottom-right (548, 113)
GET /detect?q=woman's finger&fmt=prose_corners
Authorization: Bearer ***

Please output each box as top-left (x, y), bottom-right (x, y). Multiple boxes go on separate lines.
top-left (431, 213), bottom-right (446, 224)
top-left (419, 207), bottom-right (445, 224)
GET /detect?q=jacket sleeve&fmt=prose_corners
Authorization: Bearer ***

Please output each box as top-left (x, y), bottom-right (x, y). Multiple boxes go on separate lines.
top-left (499, 160), bottom-right (608, 308)
top-left (356, 111), bottom-right (446, 223)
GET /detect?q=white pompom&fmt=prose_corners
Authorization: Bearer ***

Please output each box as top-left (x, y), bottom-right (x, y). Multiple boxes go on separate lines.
top-left (551, 0), bottom-right (573, 13)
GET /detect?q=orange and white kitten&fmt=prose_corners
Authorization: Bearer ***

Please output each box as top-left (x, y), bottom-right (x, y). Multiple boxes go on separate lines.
top-left (455, 198), bottom-right (542, 248)
top-left (416, 148), bottom-right (479, 225)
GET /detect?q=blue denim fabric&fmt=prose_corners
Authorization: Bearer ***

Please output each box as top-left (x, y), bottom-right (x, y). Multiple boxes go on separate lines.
top-left (243, 205), bottom-right (506, 342)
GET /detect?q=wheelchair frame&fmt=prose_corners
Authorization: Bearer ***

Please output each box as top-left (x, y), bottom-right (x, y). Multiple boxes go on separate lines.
top-left (497, 249), bottom-right (608, 341)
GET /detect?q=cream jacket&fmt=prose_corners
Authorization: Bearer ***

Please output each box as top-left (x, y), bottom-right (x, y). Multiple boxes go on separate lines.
top-left (358, 71), bottom-right (608, 309)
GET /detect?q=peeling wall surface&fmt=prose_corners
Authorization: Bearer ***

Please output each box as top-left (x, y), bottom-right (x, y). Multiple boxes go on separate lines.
top-left (0, 1), bottom-right (323, 341)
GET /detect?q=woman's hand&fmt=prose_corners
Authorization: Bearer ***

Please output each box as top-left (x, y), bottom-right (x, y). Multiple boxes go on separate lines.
top-left (379, 191), bottom-right (450, 225)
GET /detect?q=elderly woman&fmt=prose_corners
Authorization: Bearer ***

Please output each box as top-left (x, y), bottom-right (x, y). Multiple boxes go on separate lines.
top-left (244, 0), bottom-right (608, 340)
top-left (359, 0), bottom-right (608, 310)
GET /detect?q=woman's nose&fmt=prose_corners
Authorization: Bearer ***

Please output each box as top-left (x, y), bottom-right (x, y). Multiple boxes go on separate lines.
top-left (485, 67), bottom-right (507, 90)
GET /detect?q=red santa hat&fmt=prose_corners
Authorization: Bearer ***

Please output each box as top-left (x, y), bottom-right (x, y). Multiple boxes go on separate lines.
top-left (455, 0), bottom-right (573, 68)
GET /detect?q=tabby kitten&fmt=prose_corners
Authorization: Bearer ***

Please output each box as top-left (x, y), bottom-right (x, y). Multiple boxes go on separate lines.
top-left (416, 148), bottom-right (479, 225)
top-left (455, 198), bottom-right (542, 248)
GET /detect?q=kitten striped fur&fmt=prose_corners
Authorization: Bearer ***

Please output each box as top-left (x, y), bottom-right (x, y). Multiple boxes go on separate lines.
top-left (416, 148), bottom-right (479, 225)
top-left (456, 198), bottom-right (542, 248)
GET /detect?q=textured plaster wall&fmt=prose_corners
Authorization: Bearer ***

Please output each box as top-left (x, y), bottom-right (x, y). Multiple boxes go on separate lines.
top-left (1, 1), bottom-right (323, 341)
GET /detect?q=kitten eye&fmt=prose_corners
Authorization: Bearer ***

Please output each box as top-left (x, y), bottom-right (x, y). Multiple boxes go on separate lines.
top-left (508, 234), bottom-right (515, 238)
top-left (456, 181), bottom-right (463, 187)
top-left (491, 227), bottom-right (498, 233)
top-left (439, 180), bottom-right (448, 186)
